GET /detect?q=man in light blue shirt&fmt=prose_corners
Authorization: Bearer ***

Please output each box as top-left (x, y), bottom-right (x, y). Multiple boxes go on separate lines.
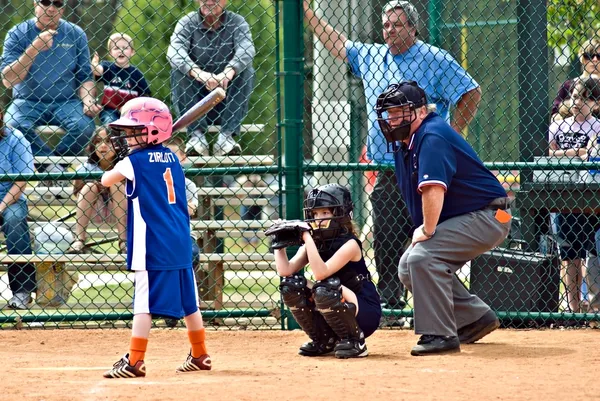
top-left (0, 110), bottom-right (36, 310)
top-left (303, 0), bottom-right (481, 312)
top-left (0, 1), bottom-right (100, 158)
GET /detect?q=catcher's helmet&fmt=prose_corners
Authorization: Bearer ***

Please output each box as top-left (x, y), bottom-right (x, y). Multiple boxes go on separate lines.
top-left (108, 97), bottom-right (173, 159)
top-left (303, 184), bottom-right (353, 246)
top-left (375, 81), bottom-right (427, 152)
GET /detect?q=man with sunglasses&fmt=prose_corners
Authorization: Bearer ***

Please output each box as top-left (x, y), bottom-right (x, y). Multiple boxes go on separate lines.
top-left (303, 0), bottom-right (482, 316)
top-left (1, 0), bottom-right (99, 159)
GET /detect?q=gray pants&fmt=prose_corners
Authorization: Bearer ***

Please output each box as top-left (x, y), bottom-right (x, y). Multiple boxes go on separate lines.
top-left (170, 67), bottom-right (255, 137)
top-left (399, 207), bottom-right (511, 337)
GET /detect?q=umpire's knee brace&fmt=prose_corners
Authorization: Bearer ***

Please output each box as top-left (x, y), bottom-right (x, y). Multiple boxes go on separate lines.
top-left (313, 277), bottom-right (362, 341)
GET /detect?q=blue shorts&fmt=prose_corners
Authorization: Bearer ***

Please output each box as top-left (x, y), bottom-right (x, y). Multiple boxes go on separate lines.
top-left (133, 268), bottom-right (199, 319)
top-left (555, 213), bottom-right (597, 260)
top-left (355, 281), bottom-right (382, 338)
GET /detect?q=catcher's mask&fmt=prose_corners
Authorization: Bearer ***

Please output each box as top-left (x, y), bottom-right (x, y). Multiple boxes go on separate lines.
top-left (303, 184), bottom-right (353, 249)
top-left (375, 81), bottom-right (427, 152)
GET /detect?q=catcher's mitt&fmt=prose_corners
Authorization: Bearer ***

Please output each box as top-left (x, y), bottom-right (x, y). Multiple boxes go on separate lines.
top-left (264, 219), bottom-right (312, 249)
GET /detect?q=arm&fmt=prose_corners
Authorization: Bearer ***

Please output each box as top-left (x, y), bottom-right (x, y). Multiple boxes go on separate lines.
top-left (274, 246), bottom-right (308, 277)
top-left (302, 233), bottom-right (361, 281)
top-left (549, 143), bottom-right (587, 158)
top-left (91, 52), bottom-right (104, 77)
top-left (303, 0), bottom-right (348, 62)
top-left (101, 169), bottom-right (126, 187)
top-left (451, 87), bottom-right (481, 134)
top-left (1, 30), bottom-right (56, 89)
top-left (412, 185), bottom-right (445, 244)
top-left (79, 80), bottom-right (101, 117)
top-left (0, 182), bottom-right (27, 214)
top-left (167, 15), bottom-right (198, 76)
top-left (224, 16), bottom-right (255, 76)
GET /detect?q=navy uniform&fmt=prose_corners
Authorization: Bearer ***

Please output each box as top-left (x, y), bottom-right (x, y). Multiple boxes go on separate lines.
top-left (317, 235), bottom-right (382, 339)
top-left (114, 144), bottom-right (199, 319)
top-left (278, 184), bottom-right (382, 359)
top-left (376, 81), bottom-right (511, 356)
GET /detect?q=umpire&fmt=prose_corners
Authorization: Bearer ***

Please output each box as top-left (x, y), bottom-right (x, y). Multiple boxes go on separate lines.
top-left (375, 81), bottom-right (512, 356)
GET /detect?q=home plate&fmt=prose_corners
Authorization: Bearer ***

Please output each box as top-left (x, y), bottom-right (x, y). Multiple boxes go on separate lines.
top-left (17, 367), bottom-right (108, 371)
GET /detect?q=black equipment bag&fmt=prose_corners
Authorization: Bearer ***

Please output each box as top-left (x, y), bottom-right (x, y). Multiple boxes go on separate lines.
top-left (470, 246), bottom-right (560, 313)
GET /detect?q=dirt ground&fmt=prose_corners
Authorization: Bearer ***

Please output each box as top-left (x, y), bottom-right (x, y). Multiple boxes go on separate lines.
top-left (0, 328), bottom-right (598, 401)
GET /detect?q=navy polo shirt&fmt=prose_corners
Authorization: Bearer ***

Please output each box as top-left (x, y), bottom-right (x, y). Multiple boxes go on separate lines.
top-left (393, 113), bottom-right (507, 227)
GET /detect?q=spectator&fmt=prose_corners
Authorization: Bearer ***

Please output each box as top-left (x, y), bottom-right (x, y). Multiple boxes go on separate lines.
top-left (167, 0), bottom-right (256, 157)
top-left (0, 107), bottom-right (36, 310)
top-left (303, 0), bottom-right (481, 310)
top-left (69, 126), bottom-right (126, 254)
top-left (0, 0), bottom-right (99, 165)
top-left (548, 76), bottom-right (600, 313)
top-left (91, 33), bottom-right (151, 125)
top-left (552, 37), bottom-right (600, 121)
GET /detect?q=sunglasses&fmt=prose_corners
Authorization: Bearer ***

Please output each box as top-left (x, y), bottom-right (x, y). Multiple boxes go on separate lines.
top-left (37, 0), bottom-right (64, 8)
top-left (583, 52), bottom-right (600, 61)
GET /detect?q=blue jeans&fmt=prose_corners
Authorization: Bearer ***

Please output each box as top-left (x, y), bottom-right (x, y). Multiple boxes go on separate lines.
top-left (170, 67), bottom-right (255, 137)
top-left (100, 108), bottom-right (120, 125)
top-left (2, 199), bottom-right (35, 294)
top-left (4, 99), bottom-right (96, 156)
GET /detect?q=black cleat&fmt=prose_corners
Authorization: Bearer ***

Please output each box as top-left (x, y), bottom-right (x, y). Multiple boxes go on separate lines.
top-left (298, 339), bottom-right (336, 357)
top-left (457, 310), bottom-right (500, 344)
top-left (334, 338), bottom-right (368, 359)
top-left (410, 335), bottom-right (460, 356)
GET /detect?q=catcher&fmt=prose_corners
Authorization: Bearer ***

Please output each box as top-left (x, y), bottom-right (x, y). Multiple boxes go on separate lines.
top-left (266, 184), bottom-right (382, 359)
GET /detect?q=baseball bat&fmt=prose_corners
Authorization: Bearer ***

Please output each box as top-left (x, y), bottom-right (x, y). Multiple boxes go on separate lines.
top-left (172, 87), bottom-right (226, 132)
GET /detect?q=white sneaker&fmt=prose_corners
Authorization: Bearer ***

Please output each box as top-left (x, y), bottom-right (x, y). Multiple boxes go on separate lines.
top-left (7, 292), bottom-right (32, 310)
top-left (213, 134), bottom-right (241, 156)
top-left (185, 135), bottom-right (209, 157)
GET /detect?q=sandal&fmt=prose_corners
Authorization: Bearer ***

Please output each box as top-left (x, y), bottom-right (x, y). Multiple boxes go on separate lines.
top-left (119, 239), bottom-right (127, 254)
top-left (68, 240), bottom-right (86, 254)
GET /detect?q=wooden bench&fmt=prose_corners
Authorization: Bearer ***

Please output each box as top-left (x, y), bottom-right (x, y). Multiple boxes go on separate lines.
top-left (22, 136), bottom-right (279, 311)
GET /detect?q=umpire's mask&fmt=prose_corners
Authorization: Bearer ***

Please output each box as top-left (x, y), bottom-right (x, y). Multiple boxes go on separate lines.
top-left (375, 81), bottom-right (427, 152)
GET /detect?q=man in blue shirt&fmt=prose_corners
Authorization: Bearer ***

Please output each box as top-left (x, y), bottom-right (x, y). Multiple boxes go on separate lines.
top-left (0, 108), bottom-right (36, 310)
top-left (0, 0), bottom-right (100, 158)
top-left (375, 81), bottom-right (509, 355)
top-left (303, 0), bottom-right (482, 313)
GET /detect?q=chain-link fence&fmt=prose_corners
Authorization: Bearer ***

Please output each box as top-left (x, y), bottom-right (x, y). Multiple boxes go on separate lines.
top-left (0, 0), bottom-right (599, 330)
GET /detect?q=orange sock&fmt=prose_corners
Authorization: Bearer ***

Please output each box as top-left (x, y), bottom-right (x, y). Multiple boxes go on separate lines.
top-left (129, 337), bottom-right (148, 365)
top-left (188, 328), bottom-right (207, 358)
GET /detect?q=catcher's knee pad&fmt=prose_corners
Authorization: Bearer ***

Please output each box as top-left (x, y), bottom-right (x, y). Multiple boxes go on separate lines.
top-left (313, 277), bottom-right (363, 341)
top-left (280, 275), bottom-right (336, 344)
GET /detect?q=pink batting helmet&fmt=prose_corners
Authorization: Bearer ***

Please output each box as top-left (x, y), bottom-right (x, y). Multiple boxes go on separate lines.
top-left (109, 97), bottom-right (173, 145)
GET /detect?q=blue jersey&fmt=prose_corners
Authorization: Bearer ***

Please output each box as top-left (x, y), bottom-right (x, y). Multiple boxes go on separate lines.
top-left (115, 144), bottom-right (192, 271)
top-left (394, 113), bottom-right (507, 227)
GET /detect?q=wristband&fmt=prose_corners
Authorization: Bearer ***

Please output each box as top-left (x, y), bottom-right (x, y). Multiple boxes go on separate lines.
top-left (422, 226), bottom-right (435, 238)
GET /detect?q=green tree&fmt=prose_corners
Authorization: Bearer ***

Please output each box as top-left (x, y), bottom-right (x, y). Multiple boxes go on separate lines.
top-left (114, 0), bottom-right (277, 155)
top-left (547, 0), bottom-right (600, 56)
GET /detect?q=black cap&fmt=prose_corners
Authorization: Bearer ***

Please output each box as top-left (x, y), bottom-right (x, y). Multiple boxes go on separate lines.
top-left (378, 81), bottom-right (427, 109)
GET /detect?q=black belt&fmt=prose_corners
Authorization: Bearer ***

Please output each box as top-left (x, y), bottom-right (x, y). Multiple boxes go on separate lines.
top-left (482, 197), bottom-right (511, 211)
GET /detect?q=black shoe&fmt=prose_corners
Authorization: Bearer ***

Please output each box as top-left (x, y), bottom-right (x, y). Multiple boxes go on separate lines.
top-left (298, 339), bottom-right (336, 357)
top-left (410, 335), bottom-right (460, 356)
top-left (165, 318), bottom-right (179, 328)
top-left (457, 310), bottom-right (500, 344)
top-left (334, 338), bottom-right (368, 359)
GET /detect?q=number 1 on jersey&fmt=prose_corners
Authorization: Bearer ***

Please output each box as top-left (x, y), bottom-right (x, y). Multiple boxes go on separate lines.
top-left (163, 168), bottom-right (176, 204)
